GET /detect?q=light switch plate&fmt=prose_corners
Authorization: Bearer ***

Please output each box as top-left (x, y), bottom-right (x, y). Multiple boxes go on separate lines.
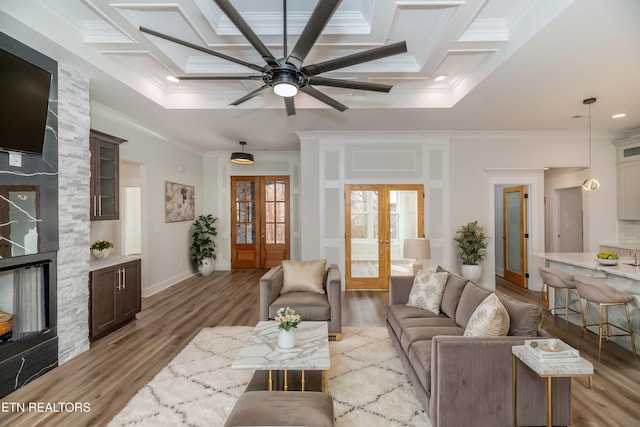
top-left (9, 152), bottom-right (22, 167)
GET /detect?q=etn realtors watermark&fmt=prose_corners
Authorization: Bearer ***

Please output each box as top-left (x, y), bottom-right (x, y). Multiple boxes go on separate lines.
top-left (1, 401), bottom-right (91, 413)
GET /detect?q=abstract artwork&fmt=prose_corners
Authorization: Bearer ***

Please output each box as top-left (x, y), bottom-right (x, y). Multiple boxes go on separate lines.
top-left (165, 181), bottom-right (194, 222)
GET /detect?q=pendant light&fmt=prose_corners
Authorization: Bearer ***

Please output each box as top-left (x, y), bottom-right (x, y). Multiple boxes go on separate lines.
top-left (230, 141), bottom-right (254, 165)
top-left (582, 97), bottom-right (599, 191)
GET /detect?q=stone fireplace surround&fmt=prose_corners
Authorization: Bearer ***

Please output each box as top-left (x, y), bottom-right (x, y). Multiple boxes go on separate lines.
top-left (0, 32), bottom-right (91, 397)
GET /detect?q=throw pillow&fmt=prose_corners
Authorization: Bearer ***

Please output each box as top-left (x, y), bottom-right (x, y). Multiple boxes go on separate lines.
top-left (406, 270), bottom-right (449, 315)
top-left (463, 293), bottom-right (511, 337)
top-left (281, 259), bottom-right (327, 294)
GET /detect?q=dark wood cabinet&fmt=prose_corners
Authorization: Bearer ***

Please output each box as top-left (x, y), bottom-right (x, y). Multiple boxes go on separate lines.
top-left (90, 129), bottom-right (125, 221)
top-left (89, 259), bottom-right (141, 340)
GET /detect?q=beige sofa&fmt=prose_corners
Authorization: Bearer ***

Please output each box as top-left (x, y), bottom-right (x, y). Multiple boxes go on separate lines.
top-left (386, 267), bottom-right (572, 427)
top-left (260, 263), bottom-right (342, 339)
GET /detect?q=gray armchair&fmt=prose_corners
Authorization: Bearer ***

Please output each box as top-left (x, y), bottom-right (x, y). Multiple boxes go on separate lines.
top-left (260, 263), bottom-right (342, 340)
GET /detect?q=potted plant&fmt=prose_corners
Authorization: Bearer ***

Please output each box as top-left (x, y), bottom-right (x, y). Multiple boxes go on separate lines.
top-left (191, 214), bottom-right (218, 276)
top-left (453, 220), bottom-right (488, 282)
top-left (91, 240), bottom-right (114, 259)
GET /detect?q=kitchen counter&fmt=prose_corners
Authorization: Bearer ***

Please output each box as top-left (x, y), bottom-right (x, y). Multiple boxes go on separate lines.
top-left (539, 252), bottom-right (639, 356)
top-left (542, 252), bottom-right (640, 282)
top-left (89, 255), bottom-right (141, 272)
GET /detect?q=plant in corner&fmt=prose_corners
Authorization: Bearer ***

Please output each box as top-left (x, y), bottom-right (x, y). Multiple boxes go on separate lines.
top-left (191, 214), bottom-right (218, 276)
top-left (453, 220), bottom-right (488, 281)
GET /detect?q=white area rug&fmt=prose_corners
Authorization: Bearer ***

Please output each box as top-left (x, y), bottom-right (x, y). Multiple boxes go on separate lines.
top-left (108, 326), bottom-right (430, 427)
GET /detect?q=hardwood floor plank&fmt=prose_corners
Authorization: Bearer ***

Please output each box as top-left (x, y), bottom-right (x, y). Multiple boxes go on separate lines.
top-left (0, 271), bottom-right (638, 426)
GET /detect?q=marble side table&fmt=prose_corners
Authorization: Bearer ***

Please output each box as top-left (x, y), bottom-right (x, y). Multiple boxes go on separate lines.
top-left (232, 321), bottom-right (330, 392)
top-left (512, 344), bottom-right (593, 427)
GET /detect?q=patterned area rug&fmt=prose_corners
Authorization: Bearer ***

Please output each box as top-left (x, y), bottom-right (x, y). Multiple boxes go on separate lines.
top-left (108, 326), bottom-right (431, 426)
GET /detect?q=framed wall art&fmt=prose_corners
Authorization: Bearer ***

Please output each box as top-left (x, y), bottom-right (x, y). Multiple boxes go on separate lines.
top-left (165, 181), bottom-right (194, 222)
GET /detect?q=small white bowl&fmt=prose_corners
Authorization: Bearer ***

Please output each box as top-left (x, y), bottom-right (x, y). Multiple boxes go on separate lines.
top-left (595, 258), bottom-right (618, 266)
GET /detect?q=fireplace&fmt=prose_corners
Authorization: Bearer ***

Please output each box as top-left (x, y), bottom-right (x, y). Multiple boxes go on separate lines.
top-left (0, 252), bottom-right (58, 397)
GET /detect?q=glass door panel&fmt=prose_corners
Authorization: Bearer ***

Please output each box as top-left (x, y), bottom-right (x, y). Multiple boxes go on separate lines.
top-left (390, 190), bottom-right (420, 276)
top-left (349, 189), bottom-right (380, 279)
top-left (345, 184), bottom-right (424, 290)
top-left (503, 185), bottom-right (527, 288)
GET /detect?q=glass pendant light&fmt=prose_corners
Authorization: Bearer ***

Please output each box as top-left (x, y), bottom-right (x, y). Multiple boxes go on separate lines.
top-left (582, 97), bottom-right (599, 191)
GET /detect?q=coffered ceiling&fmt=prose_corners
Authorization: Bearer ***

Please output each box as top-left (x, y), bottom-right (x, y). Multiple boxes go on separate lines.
top-left (2, 0), bottom-right (639, 152)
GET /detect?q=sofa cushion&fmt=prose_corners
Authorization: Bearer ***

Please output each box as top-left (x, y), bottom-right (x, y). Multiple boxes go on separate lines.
top-left (408, 340), bottom-right (433, 393)
top-left (463, 293), bottom-right (510, 337)
top-left (406, 271), bottom-right (448, 314)
top-left (386, 304), bottom-right (448, 346)
top-left (437, 267), bottom-right (468, 320)
top-left (269, 292), bottom-right (330, 320)
top-left (455, 281), bottom-right (492, 328)
top-left (281, 259), bottom-right (326, 294)
top-left (497, 293), bottom-right (542, 336)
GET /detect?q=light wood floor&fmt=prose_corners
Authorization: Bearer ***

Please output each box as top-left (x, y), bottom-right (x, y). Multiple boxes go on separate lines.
top-left (0, 271), bottom-right (638, 426)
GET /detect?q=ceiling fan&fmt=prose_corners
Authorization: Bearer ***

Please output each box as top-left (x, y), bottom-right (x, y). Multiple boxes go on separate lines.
top-left (140, 0), bottom-right (407, 116)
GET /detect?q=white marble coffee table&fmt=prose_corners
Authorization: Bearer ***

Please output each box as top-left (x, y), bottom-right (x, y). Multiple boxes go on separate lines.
top-left (232, 321), bottom-right (330, 392)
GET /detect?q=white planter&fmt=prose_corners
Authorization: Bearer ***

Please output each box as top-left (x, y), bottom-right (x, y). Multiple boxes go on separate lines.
top-left (461, 264), bottom-right (482, 282)
top-left (277, 328), bottom-right (296, 349)
top-left (198, 257), bottom-right (215, 276)
top-left (91, 248), bottom-right (110, 259)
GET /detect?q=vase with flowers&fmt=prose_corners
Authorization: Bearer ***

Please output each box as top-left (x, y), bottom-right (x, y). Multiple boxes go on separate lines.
top-left (274, 306), bottom-right (301, 349)
top-left (91, 240), bottom-right (114, 259)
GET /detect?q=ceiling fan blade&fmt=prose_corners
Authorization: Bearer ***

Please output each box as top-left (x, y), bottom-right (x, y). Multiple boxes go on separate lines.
top-left (139, 26), bottom-right (264, 73)
top-left (287, 0), bottom-right (341, 69)
top-left (308, 76), bottom-right (393, 93)
top-left (284, 96), bottom-right (296, 116)
top-left (230, 85), bottom-right (271, 106)
top-left (213, 0), bottom-right (280, 67)
top-left (302, 41), bottom-right (407, 76)
top-left (300, 86), bottom-right (347, 112)
top-left (176, 75), bottom-right (263, 81)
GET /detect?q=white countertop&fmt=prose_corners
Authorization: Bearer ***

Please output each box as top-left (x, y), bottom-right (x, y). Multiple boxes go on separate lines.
top-left (89, 255), bottom-right (141, 272)
top-left (541, 252), bottom-right (640, 282)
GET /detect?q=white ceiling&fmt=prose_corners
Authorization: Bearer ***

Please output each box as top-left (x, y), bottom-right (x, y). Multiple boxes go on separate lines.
top-left (2, 0), bottom-right (639, 153)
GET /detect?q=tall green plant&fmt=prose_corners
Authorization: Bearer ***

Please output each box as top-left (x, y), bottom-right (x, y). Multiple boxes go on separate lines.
top-left (191, 214), bottom-right (218, 266)
top-left (453, 220), bottom-right (488, 265)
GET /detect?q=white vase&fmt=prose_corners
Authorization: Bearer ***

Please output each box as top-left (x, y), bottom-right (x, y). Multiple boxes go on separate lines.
top-left (461, 264), bottom-right (482, 282)
top-left (198, 257), bottom-right (215, 276)
top-left (277, 328), bottom-right (296, 349)
top-left (91, 248), bottom-right (110, 259)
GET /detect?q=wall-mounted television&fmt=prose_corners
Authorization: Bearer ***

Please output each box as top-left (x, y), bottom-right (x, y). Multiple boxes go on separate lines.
top-left (0, 46), bottom-right (52, 155)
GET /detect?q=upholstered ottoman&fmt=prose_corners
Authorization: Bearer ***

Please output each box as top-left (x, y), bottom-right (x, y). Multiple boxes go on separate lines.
top-left (224, 391), bottom-right (334, 427)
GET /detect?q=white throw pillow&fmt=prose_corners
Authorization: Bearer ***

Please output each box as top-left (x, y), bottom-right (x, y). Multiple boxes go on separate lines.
top-left (281, 259), bottom-right (327, 294)
top-left (463, 293), bottom-right (511, 337)
top-left (406, 271), bottom-right (449, 315)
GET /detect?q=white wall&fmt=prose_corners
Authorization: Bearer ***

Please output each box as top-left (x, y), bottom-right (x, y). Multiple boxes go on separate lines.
top-left (298, 131), bottom-right (451, 287)
top-left (91, 105), bottom-right (204, 297)
top-left (450, 131), bottom-right (619, 290)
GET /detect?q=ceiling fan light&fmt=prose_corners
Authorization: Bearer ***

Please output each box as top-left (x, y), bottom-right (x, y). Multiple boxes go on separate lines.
top-left (274, 82), bottom-right (298, 97)
top-left (166, 75), bottom-right (180, 83)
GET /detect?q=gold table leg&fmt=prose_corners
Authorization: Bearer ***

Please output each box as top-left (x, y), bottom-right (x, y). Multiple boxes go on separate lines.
top-left (301, 370), bottom-right (306, 391)
top-left (546, 377), bottom-right (552, 427)
top-left (268, 370), bottom-right (273, 391)
top-left (284, 370), bottom-right (288, 391)
top-left (512, 354), bottom-right (517, 427)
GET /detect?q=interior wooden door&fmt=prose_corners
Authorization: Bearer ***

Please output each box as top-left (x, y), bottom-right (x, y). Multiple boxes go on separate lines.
top-left (503, 185), bottom-right (528, 288)
top-left (345, 184), bottom-right (424, 290)
top-left (231, 176), bottom-right (289, 269)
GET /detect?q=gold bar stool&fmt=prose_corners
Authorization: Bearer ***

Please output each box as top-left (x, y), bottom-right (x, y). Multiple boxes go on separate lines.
top-left (574, 275), bottom-right (637, 361)
top-left (538, 267), bottom-right (582, 328)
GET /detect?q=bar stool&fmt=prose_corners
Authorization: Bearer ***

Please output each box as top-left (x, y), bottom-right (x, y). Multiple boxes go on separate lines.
top-left (574, 275), bottom-right (637, 361)
top-left (538, 267), bottom-right (582, 328)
